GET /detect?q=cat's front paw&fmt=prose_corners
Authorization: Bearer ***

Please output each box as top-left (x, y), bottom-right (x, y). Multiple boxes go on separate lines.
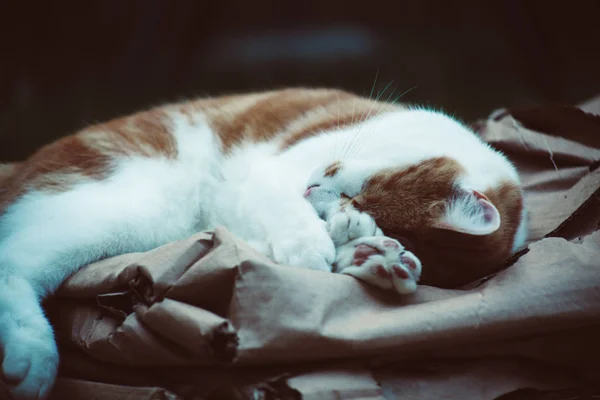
top-left (334, 236), bottom-right (421, 294)
top-left (270, 222), bottom-right (336, 272)
top-left (327, 205), bottom-right (384, 247)
top-left (2, 331), bottom-right (58, 400)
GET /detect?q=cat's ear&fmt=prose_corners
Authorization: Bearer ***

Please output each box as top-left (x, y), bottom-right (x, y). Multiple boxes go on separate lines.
top-left (433, 188), bottom-right (501, 236)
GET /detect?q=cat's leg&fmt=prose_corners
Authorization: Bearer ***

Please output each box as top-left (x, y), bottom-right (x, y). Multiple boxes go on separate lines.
top-left (0, 177), bottom-right (201, 399)
top-left (0, 275), bottom-right (57, 400)
top-left (334, 236), bottom-right (422, 294)
top-left (244, 198), bottom-right (336, 272)
top-left (227, 173), bottom-right (336, 272)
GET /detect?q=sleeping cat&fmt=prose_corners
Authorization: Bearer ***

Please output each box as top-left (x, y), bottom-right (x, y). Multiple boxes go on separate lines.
top-left (0, 88), bottom-right (527, 399)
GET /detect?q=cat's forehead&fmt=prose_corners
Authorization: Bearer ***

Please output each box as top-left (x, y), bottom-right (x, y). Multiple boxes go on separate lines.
top-left (321, 156), bottom-right (463, 190)
top-left (364, 157), bottom-right (464, 195)
top-left (310, 159), bottom-right (387, 197)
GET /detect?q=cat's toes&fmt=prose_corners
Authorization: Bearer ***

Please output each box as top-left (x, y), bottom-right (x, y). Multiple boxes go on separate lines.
top-left (390, 251), bottom-right (421, 294)
top-left (3, 334), bottom-right (58, 400)
top-left (335, 236), bottom-right (421, 294)
top-left (327, 206), bottom-right (383, 246)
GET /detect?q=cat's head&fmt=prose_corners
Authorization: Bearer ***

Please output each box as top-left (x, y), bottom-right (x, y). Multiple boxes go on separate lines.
top-left (305, 155), bottom-right (525, 288)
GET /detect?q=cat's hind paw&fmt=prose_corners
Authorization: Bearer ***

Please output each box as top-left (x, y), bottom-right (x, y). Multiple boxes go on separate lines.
top-left (334, 236), bottom-right (421, 294)
top-left (2, 332), bottom-right (58, 400)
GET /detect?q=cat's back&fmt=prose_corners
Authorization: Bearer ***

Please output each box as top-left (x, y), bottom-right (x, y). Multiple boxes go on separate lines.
top-left (1, 88), bottom-right (396, 205)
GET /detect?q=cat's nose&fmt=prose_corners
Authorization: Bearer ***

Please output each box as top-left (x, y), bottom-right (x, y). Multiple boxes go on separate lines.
top-left (304, 184), bottom-right (320, 198)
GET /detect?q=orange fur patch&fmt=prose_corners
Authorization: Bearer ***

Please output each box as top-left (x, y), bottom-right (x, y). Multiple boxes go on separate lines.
top-left (280, 93), bottom-right (398, 149)
top-left (184, 88), bottom-right (400, 152)
top-left (358, 157), bottom-right (463, 231)
top-left (323, 161), bottom-right (343, 178)
top-left (0, 109), bottom-right (175, 211)
top-left (84, 109), bottom-right (176, 159)
top-left (0, 163), bottom-right (20, 186)
top-left (198, 89), bottom-right (341, 151)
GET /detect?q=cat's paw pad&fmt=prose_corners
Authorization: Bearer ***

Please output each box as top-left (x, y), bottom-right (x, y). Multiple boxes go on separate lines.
top-left (3, 333), bottom-right (58, 400)
top-left (327, 206), bottom-right (384, 246)
top-left (334, 236), bottom-right (421, 294)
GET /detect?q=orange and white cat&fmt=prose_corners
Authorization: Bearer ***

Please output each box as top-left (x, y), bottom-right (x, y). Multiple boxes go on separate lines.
top-left (0, 88), bottom-right (527, 399)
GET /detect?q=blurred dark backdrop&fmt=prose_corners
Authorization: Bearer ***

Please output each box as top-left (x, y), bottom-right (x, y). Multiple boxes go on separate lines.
top-left (2, 1), bottom-right (600, 161)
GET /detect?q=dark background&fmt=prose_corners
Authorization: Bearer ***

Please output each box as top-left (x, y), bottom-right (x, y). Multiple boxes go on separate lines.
top-left (2, 1), bottom-right (600, 162)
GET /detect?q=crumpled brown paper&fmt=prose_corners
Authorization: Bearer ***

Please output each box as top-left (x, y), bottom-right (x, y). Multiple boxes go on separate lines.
top-left (3, 101), bottom-right (600, 400)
